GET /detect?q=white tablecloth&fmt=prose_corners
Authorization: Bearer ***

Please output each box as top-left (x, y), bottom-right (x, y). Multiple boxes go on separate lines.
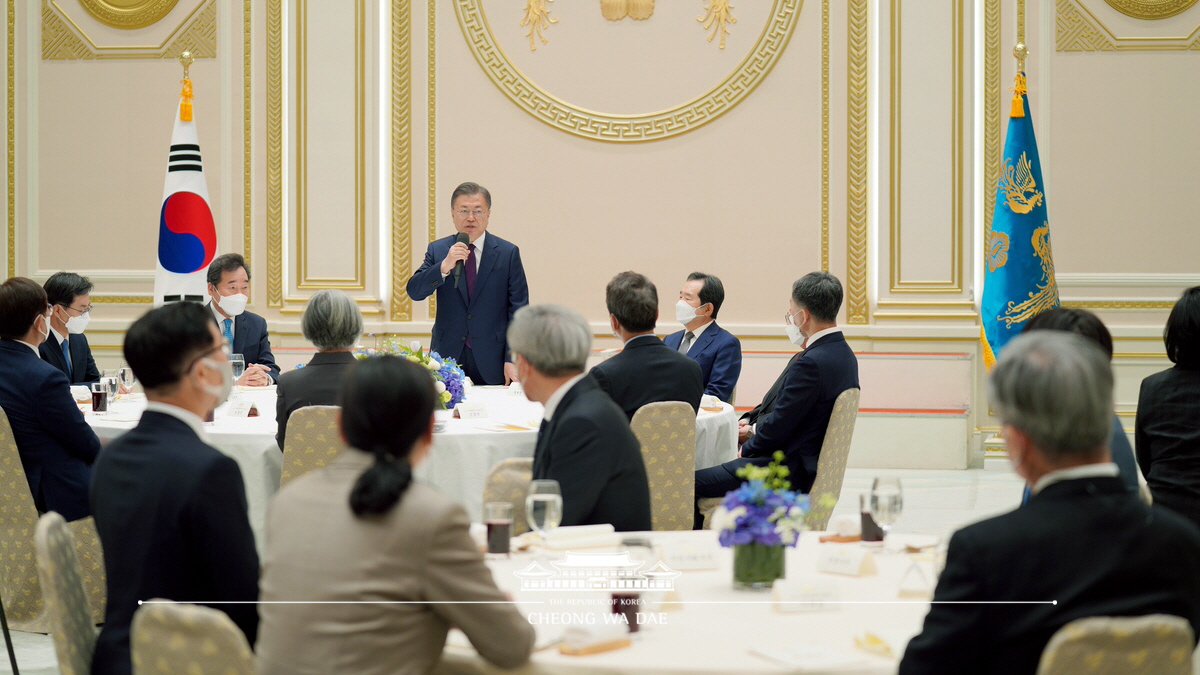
top-left (438, 530), bottom-right (934, 675)
top-left (86, 386), bottom-right (739, 546)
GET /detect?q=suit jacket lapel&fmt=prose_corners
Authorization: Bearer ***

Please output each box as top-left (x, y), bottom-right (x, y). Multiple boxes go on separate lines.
top-left (232, 314), bottom-right (245, 355)
top-left (43, 338), bottom-right (67, 372)
top-left (691, 324), bottom-right (719, 356)
top-left (68, 337), bottom-right (82, 380)
top-left (468, 237), bottom-right (500, 308)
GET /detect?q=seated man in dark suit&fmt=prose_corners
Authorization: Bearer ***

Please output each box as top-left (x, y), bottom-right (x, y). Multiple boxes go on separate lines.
top-left (589, 271), bottom-right (703, 420)
top-left (510, 304), bottom-right (651, 531)
top-left (90, 302), bottom-right (260, 675)
top-left (0, 276), bottom-right (101, 521)
top-left (276, 289), bottom-right (363, 448)
top-left (39, 271), bottom-right (100, 386)
top-left (899, 331), bottom-right (1200, 674)
top-left (206, 252), bottom-right (279, 386)
top-left (695, 272), bottom-right (858, 509)
top-left (664, 272), bottom-right (742, 402)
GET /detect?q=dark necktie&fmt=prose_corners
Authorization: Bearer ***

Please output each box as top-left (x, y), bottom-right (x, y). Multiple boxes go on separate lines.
top-left (465, 244), bottom-right (478, 298)
top-left (679, 331), bottom-right (695, 355)
top-left (61, 337), bottom-right (72, 375)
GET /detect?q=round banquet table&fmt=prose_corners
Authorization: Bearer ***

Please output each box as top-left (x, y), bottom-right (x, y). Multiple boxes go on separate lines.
top-left (85, 386), bottom-right (739, 547)
top-left (437, 529), bottom-right (935, 675)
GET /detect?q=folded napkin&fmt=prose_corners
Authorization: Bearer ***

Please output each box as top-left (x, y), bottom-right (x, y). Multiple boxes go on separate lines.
top-left (543, 524), bottom-right (621, 550)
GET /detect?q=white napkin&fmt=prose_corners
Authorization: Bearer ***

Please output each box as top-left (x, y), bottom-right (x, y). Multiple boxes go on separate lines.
top-left (543, 524), bottom-right (621, 549)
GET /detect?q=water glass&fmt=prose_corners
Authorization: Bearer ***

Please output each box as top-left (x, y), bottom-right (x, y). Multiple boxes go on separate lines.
top-left (525, 480), bottom-right (563, 539)
top-left (119, 365), bottom-right (136, 391)
top-left (102, 374), bottom-right (119, 400)
top-left (869, 477), bottom-right (904, 543)
top-left (484, 502), bottom-right (513, 557)
top-left (230, 354), bottom-right (246, 381)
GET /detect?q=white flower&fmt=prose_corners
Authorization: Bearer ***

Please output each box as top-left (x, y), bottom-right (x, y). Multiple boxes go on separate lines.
top-left (710, 505), bottom-right (745, 533)
top-left (410, 340), bottom-right (423, 353)
top-left (427, 359), bottom-right (441, 371)
top-left (435, 380), bottom-right (446, 393)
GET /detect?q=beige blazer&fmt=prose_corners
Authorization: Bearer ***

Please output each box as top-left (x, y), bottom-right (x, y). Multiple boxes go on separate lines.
top-left (257, 451), bottom-right (535, 675)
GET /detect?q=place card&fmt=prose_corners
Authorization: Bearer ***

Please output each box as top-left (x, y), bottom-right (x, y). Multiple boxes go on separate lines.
top-left (898, 560), bottom-right (935, 598)
top-left (224, 400), bottom-right (254, 418)
top-left (456, 399), bottom-right (489, 419)
top-left (660, 541), bottom-right (719, 570)
top-left (771, 578), bottom-right (839, 613)
top-left (816, 544), bottom-right (877, 577)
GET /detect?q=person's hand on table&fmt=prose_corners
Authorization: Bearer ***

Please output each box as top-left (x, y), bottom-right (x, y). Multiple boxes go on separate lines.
top-left (237, 363), bottom-right (271, 387)
top-left (503, 362), bottom-right (518, 386)
top-left (439, 241), bottom-right (471, 274)
top-left (118, 383), bottom-right (133, 395)
top-left (737, 419), bottom-right (753, 445)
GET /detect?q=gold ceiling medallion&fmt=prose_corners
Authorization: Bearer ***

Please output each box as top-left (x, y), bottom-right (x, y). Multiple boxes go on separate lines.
top-left (601, 0), bottom-right (655, 21)
top-left (458, 0), bottom-right (802, 142)
top-left (78, 0), bottom-right (180, 29)
top-left (520, 0), bottom-right (557, 50)
top-left (699, 0), bottom-right (737, 48)
top-left (1102, 0), bottom-right (1198, 19)
top-left (999, 152), bottom-right (1043, 214)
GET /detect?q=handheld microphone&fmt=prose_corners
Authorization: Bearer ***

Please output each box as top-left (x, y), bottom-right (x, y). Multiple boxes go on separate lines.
top-left (453, 232), bottom-right (469, 288)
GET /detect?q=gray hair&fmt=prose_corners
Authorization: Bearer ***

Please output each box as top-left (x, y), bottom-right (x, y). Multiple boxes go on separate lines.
top-left (507, 304), bottom-right (592, 377)
top-left (988, 331), bottom-right (1112, 461)
top-left (301, 289), bottom-right (364, 351)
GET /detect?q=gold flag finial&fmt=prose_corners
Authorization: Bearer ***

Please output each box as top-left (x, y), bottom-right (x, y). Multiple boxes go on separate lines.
top-left (178, 51), bottom-right (194, 122)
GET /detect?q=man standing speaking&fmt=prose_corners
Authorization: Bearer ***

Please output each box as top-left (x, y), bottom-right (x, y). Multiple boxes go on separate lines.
top-left (406, 182), bottom-right (529, 385)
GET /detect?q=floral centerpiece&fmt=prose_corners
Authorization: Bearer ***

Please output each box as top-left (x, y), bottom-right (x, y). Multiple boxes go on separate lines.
top-left (711, 452), bottom-right (808, 589)
top-left (354, 337), bottom-right (467, 410)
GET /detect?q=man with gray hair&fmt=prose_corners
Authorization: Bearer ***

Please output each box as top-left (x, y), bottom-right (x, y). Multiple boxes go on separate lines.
top-left (274, 289), bottom-right (364, 448)
top-left (899, 331), bottom-right (1200, 674)
top-left (509, 304), bottom-right (651, 531)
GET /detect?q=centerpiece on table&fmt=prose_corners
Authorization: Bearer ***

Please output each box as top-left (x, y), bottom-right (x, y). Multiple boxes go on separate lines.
top-left (354, 338), bottom-right (467, 410)
top-left (711, 452), bottom-right (808, 589)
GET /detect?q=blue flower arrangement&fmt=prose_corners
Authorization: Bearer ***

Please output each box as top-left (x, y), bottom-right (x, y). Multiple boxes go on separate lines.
top-left (712, 452), bottom-right (809, 548)
top-left (354, 338), bottom-right (467, 410)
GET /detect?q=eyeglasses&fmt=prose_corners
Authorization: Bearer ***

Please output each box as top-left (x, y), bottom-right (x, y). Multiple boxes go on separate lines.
top-left (60, 303), bottom-right (92, 316)
top-left (454, 208), bottom-right (488, 219)
top-left (784, 309), bottom-right (804, 326)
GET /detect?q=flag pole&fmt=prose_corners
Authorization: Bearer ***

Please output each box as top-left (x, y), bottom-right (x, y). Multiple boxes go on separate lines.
top-left (179, 50), bottom-right (194, 122)
top-left (1011, 0), bottom-right (1028, 118)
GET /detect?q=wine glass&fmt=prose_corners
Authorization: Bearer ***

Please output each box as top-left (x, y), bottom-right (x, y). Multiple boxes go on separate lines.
top-left (525, 480), bottom-right (563, 541)
top-left (101, 370), bottom-right (120, 400)
top-left (869, 477), bottom-right (904, 546)
top-left (230, 354), bottom-right (246, 382)
top-left (119, 365), bottom-right (136, 392)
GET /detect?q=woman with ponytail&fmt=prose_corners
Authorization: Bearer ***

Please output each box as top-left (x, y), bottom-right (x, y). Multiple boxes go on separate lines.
top-left (257, 356), bottom-right (535, 675)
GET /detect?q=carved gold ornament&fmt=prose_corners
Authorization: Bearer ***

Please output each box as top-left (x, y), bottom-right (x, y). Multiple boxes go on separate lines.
top-left (79, 0), bottom-right (179, 29)
top-left (999, 152), bottom-right (1044, 214)
top-left (601, 0), bottom-right (655, 20)
top-left (986, 230), bottom-right (1010, 272)
top-left (1001, 224), bottom-right (1059, 327)
top-left (699, 0), bottom-right (737, 49)
top-left (1102, 0), bottom-right (1198, 19)
top-left (520, 0), bottom-right (557, 51)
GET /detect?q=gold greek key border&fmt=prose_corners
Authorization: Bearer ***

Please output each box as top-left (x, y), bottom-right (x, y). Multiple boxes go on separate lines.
top-left (391, 0), bottom-right (412, 320)
top-left (984, 0), bottom-right (1001, 245)
top-left (1103, 0), bottom-right (1198, 20)
top-left (888, 0), bottom-right (964, 292)
top-left (43, 0), bottom-right (216, 59)
top-left (1062, 299), bottom-right (1176, 309)
top-left (243, 0), bottom-right (252, 263)
top-left (820, 0), bottom-right (829, 273)
top-left (265, 0), bottom-right (283, 306)
top-left (6, 0), bottom-right (13, 278)
top-left (78, 0), bottom-right (178, 30)
top-left (846, 0), bottom-right (869, 324)
top-left (427, 0), bottom-right (437, 320)
top-left (1058, 0), bottom-right (1200, 50)
top-left (295, 0), bottom-right (367, 289)
top-left (453, 0), bottom-right (803, 142)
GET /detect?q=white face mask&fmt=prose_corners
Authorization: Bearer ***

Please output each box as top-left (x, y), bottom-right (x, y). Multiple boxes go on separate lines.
top-left (675, 299), bottom-right (699, 325)
top-left (216, 292), bottom-right (249, 317)
top-left (36, 313), bottom-right (51, 341)
top-left (199, 357), bottom-right (233, 407)
top-left (64, 311), bottom-right (90, 334)
top-left (784, 322), bottom-right (804, 346)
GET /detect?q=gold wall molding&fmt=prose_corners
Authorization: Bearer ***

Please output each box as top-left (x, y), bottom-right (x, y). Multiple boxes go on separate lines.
top-left (428, 0), bottom-right (437, 321)
top-left (90, 295), bottom-right (154, 304)
top-left (79, 0), bottom-right (178, 29)
top-left (820, 0), bottom-right (828, 273)
top-left (266, 0), bottom-right (283, 306)
top-left (453, 0), bottom-right (803, 142)
top-left (520, 0), bottom-right (556, 50)
top-left (1062, 299), bottom-right (1176, 309)
top-left (295, 0), bottom-right (367, 290)
top-left (7, 0), bottom-right (14, 277)
top-left (888, 0), bottom-right (964, 293)
top-left (983, 0), bottom-right (1001, 245)
top-left (391, 0), bottom-right (413, 320)
top-left (243, 0), bottom-right (251, 261)
top-left (1103, 0), bottom-right (1198, 19)
top-left (42, 0), bottom-right (216, 60)
top-left (1057, 0), bottom-right (1200, 50)
top-left (698, 0), bottom-right (735, 49)
top-left (846, 0), bottom-right (868, 324)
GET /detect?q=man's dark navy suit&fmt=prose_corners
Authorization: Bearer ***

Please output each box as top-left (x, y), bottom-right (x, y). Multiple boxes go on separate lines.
top-left (664, 322), bottom-right (742, 402)
top-left (212, 308), bottom-right (280, 381)
top-left (39, 332), bottom-right (100, 385)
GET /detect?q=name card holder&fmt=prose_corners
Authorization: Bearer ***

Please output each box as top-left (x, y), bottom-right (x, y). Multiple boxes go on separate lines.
top-left (816, 544), bottom-right (877, 577)
top-left (660, 542), bottom-right (719, 571)
top-left (771, 578), bottom-right (840, 613)
top-left (456, 400), bottom-right (489, 419)
top-left (224, 400), bottom-right (254, 418)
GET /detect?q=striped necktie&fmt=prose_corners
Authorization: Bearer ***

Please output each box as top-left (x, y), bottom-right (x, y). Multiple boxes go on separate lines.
top-left (678, 331), bottom-right (695, 355)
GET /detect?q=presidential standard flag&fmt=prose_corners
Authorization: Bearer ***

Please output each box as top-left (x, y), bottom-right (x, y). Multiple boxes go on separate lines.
top-left (154, 74), bottom-right (216, 305)
top-left (980, 72), bottom-right (1059, 367)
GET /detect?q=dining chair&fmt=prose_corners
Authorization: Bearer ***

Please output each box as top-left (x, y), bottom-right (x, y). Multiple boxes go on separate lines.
top-left (804, 387), bottom-right (860, 530)
top-left (131, 601), bottom-right (255, 675)
top-left (34, 513), bottom-right (97, 675)
top-left (483, 457), bottom-right (533, 535)
top-left (281, 405), bottom-right (346, 487)
top-left (631, 401), bottom-right (695, 531)
top-left (0, 407), bottom-right (106, 633)
top-left (1036, 614), bottom-right (1193, 675)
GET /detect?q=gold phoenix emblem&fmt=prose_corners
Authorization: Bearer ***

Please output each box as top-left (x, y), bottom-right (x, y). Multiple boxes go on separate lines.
top-left (521, 0), bottom-right (558, 51)
top-left (699, 0), bottom-right (737, 49)
top-left (1000, 224), bottom-right (1058, 327)
top-left (999, 151), bottom-right (1044, 214)
top-left (986, 230), bottom-right (1010, 272)
top-left (602, 0), bottom-right (655, 20)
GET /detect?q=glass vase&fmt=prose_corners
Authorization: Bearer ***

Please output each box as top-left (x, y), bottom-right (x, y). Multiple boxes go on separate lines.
top-left (732, 543), bottom-right (785, 589)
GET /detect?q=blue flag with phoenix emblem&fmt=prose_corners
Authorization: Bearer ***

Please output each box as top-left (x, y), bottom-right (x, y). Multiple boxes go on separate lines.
top-left (981, 72), bottom-right (1058, 368)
